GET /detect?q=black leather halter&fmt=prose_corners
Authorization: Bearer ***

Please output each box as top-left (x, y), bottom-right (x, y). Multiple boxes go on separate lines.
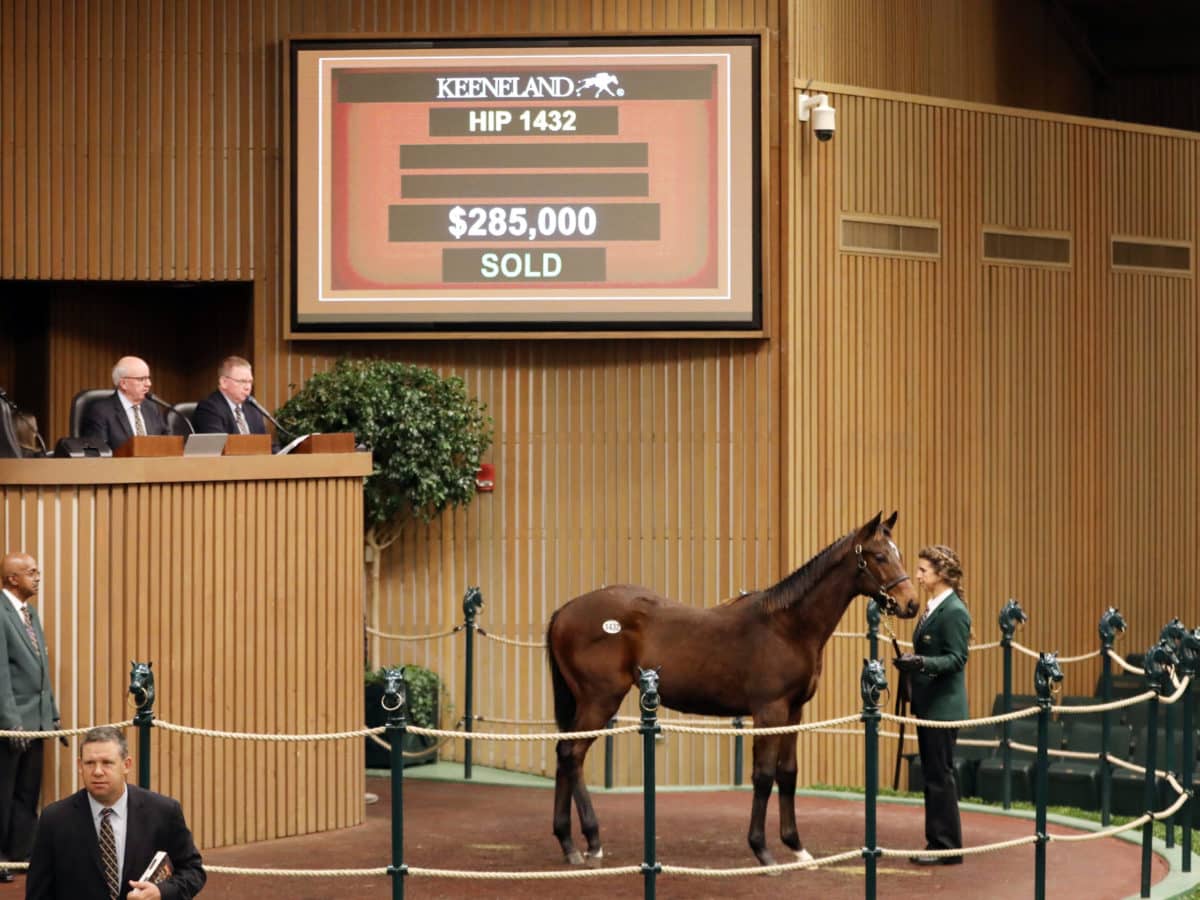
top-left (854, 543), bottom-right (910, 614)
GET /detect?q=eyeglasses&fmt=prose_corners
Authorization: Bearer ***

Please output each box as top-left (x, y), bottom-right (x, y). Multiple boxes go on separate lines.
top-left (123, 375), bottom-right (152, 383)
top-left (222, 376), bottom-right (253, 385)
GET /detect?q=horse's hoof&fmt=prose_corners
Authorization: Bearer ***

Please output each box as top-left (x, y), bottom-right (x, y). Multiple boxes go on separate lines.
top-left (565, 850), bottom-right (586, 866)
top-left (586, 848), bottom-right (604, 861)
top-left (754, 850), bottom-right (778, 868)
top-left (585, 849), bottom-right (604, 868)
top-left (795, 848), bottom-right (814, 863)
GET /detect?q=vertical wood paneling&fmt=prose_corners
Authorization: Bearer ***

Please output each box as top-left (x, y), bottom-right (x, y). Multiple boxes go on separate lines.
top-left (0, 464), bottom-right (365, 849)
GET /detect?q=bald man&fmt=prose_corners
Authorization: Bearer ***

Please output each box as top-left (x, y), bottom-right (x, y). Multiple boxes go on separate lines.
top-left (0, 552), bottom-right (58, 882)
top-left (80, 356), bottom-right (168, 451)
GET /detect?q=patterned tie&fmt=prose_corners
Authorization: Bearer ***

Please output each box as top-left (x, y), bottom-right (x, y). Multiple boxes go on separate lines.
top-left (234, 405), bottom-right (250, 435)
top-left (132, 404), bottom-right (147, 437)
top-left (20, 605), bottom-right (39, 651)
top-left (99, 807), bottom-right (120, 900)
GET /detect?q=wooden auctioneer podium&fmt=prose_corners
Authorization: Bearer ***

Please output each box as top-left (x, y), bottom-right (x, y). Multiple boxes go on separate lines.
top-left (0, 435), bottom-right (368, 850)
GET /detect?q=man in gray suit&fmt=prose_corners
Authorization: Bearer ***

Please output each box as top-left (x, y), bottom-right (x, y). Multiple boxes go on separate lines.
top-left (0, 552), bottom-right (59, 883)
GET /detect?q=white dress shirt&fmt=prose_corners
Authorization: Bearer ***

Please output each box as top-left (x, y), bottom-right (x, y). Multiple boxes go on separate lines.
top-left (923, 587), bottom-right (953, 619)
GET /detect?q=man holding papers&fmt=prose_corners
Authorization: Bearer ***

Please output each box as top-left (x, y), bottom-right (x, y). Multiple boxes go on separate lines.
top-left (25, 726), bottom-right (205, 899)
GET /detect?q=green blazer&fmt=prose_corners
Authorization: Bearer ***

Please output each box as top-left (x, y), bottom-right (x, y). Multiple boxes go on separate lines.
top-left (0, 593), bottom-right (59, 731)
top-left (909, 591), bottom-right (971, 721)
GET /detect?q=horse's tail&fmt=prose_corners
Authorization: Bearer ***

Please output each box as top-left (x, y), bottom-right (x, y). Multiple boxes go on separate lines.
top-left (546, 608), bottom-right (576, 733)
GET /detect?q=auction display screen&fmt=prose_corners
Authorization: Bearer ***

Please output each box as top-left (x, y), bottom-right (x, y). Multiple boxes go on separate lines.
top-left (287, 36), bottom-right (762, 337)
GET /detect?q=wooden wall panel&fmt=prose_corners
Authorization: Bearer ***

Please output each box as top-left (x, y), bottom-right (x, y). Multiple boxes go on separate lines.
top-left (789, 86), bottom-right (1199, 790)
top-left (0, 458), bottom-right (367, 849)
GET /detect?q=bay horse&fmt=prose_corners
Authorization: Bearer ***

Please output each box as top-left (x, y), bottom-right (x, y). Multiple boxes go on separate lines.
top-left (546, 511), bottom-right (919, 866)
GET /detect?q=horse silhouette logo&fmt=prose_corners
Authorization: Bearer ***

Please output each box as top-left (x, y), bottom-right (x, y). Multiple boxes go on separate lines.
top-left (576, 72), bottom-right (623, 98)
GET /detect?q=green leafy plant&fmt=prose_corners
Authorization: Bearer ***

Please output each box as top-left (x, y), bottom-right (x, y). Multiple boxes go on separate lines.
top-left (277, 359), bottom-right (493, 663)
top-left (365, 665), bottom-right (441, 728)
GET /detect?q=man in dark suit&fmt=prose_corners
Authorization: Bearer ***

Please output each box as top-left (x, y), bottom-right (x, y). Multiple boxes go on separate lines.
top-left (894, 544), bottom-right (971, 866)
top-left (192, 356), bottom-right (270, 442)
top-left (0, 552), bottom-right (59, 884)
top-left (79, 357), bottom-right (168, 452)
top-left (26, 725), bottom-right (205, 900)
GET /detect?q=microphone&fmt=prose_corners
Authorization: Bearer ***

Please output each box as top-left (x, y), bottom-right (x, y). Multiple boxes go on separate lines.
top-left (245, 396), bottom-right (294, 439)
top-left (145, 393), bottom-right (196, 435)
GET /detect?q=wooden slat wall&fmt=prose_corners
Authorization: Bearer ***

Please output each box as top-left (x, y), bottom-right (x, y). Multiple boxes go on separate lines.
top-left (6, 0), bottom-right (1190, 809)
top-left (788, 85), bottom-right (1200, 790)
top-left (0, 467), bottom-right (365, 849)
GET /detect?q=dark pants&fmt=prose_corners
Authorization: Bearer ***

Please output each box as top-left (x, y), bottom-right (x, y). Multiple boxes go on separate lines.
top-left (0, 738), bottom-right (44, 862)
top-left (916, 725), bottom-right (961, 852)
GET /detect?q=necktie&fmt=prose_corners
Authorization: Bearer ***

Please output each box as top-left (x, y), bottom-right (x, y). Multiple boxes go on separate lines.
top-left (19, 605), bottom-right (39, 651)
top-left (99, 808), bottom-right (120, 900)
top-left (234, 405), bottom-right (250, 435)
top-left (917, 606), bottom-right (932, 630)
top-left (132, 404), bottom-right (147, 437)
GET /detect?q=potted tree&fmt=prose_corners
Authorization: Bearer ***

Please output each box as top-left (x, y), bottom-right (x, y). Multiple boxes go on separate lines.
top-left (276, 359), bottom-right (492, 767)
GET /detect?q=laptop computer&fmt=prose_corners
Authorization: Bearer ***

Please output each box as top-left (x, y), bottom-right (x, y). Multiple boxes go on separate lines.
top-left (183, 433), bottom-right (228, 457)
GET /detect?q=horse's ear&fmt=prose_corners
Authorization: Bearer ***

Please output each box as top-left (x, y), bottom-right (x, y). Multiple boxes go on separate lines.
top-left (857, 511), bottom-right (883, 540)
top-left (884, 510), bottom-right (898, 530)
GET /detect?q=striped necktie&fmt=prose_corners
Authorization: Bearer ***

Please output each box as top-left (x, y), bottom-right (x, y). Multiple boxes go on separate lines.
top-left (99, 807), bottom-right (120, 900)
top-left (19, 604), bottom-right (39, 651)
top-left (234, 405), bottom-right (250, 435)
top-left (132, 404), bottom-right (147, 436)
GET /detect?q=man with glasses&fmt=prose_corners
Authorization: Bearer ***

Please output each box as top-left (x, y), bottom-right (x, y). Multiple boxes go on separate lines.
top-left (193, 356), bottom-right (270, 442)
top-left (80, 356), bottom-right (168, 451)
top-left (0, 552), bottom-right (59, 884)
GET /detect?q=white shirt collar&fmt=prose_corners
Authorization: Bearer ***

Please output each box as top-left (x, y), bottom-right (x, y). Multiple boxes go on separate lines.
top-left (87, 782), bottom-right (130, 821)
top-left (925, 587), bottom-right (953, 615)
top-left (117, 391), bottom-right (138, 413)
top-left (3, 588), bottom-right (26, 616)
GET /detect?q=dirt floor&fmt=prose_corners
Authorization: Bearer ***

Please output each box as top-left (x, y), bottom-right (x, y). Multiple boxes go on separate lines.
top-left (0, 776), bottom-right (1171, 899)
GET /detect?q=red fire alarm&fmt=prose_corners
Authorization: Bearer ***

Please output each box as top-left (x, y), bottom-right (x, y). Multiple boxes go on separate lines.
top-left (475, 462), bottom-right (495, 492)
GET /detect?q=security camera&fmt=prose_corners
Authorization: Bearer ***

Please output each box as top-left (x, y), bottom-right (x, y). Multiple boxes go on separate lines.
top-left (797, 92), bottom-right (836, 142)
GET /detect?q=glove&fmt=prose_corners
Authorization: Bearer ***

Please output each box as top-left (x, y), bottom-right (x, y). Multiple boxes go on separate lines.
top-left (8, 736), bottom-right (30, 753)
top-left (893, 654), bottom-right (924, 674)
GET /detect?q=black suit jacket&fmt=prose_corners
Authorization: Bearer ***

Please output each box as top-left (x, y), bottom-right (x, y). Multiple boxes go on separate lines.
top-left (193, 390), bottom-right (267, 437)
top-left (26, 784), bottom-right (205, 900)
top-left (79, 393), bottom-right (168, 451)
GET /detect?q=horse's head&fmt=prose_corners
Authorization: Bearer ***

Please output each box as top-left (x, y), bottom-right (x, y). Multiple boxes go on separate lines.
top-left (128, 660), bottom-right (155, 710)
top-left (1034, 652), bottom-right (1064, 700)
top-left (860, 658), bottom-right (889, 706)
top-left (852, 511), bottom-right (919, 618)
top-left (1098, 607), bottom-right (1127, 645)
top-left (997, 599), bottom-right (1027, 640)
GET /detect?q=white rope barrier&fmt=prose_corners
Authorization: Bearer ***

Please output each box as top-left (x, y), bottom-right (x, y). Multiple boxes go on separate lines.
top-left (1108, 649), bottom-right (1145, 674)
top-left (0, 720), bottom-right (133, 739)
top-left (366, 624), bottom-right (463, 641)
top-left (660, 848), bottom-right (862, 876)
top-left (205, 864), bottom-right (390, 877)
top-left (408, 865), bottom-right (642, 880)
top-left (477, 629), bottom-right (547, 649)
top-left (153, 719), bottom-right (386, 742)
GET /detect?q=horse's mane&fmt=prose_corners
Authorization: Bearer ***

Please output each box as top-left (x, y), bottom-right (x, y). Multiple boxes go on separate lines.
top-left (756, 532), bottom-right (852, 613)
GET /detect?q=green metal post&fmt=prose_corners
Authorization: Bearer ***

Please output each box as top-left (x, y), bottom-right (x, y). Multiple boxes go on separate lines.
top-left (462, 587), bottom-right (482, 780)
top-left (384, 667), bottom-right (408, 900)
top-left (638, 668), bottom-right (661, 900)
top-left (129, 661), bottom-right (156, 789)
top-left (733, 717), bottom-right (744, 787)
top-left (1180, 626), bottom-right (1198, 874)
top-left (866, 599), bottom-right (881, 662)
top-left (998, 599), bottom-right (1026, 811)
top-left (604, 717), bottom-right (615, 789)
top-left (1141, 690), bottom-right (1158, 898)
top-left (1032, 652), bottom-right (1059, 900)
top-left (1098, 608), bottom-right (1124, 827)
top-left (861, 659), bottom-right (884, 900)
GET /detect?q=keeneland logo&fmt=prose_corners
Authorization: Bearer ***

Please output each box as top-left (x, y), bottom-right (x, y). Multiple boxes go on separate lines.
top-left (435, 72), bottom-right (625, 100)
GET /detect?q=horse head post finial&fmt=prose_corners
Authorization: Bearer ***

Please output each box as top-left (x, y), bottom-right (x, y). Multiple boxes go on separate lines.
top-left (1098, 607), bottom-right (1127, 648)
top-left (462, 586), bottom-right (483, 623)
top-left (637, 666), bottom-right (661, 715)
top-left (865, 599), bottom-right (882, 631)
top-left (1177, 627), bottom-right (1200, 679)
top-left (128, 660), bottom-right (156, 723)
top-left (1159, 617), bottom-right (1186, 648)
top-left (381, 666), bottom-right (407, 727)
top-left (860, 658), bottom-right (888, 711)
top-left (1143, 640), bottom-right (1178, 695)
top-left (997, 599), bottom-right (1027, 645)
top-left (1034, 652), bottom-right (1063, 704)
